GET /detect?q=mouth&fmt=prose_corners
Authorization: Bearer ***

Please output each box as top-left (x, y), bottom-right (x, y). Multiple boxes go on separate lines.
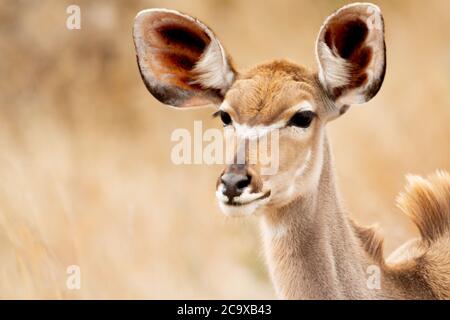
top-left (223, 190), bottom-right (271, 206)
top-left (215, 186), bottom-right (271, 216)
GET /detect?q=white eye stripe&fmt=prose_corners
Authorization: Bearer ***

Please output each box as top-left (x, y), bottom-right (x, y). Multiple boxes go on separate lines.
top-left (233, 123), bottom-right (284, 139)
top-left (218, 100), bottom-right (315, 139)
top-left (287, 101), bottom-right (316, 114)
top-left (219, 100), bottom-right (232, 113)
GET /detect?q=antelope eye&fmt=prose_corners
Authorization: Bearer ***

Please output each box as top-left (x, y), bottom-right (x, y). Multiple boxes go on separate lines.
top-left (288, 111), bottom-right (316, 128)
top-left (219, 111), bottom-right (232, 126)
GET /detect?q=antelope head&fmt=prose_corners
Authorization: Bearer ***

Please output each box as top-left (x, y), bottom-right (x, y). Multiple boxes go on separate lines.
top-left (133, 3), bottom-right (386, 217)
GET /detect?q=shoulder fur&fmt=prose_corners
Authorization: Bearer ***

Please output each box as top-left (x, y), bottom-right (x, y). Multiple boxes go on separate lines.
top-left (350, 219), bottom-right (385, 265)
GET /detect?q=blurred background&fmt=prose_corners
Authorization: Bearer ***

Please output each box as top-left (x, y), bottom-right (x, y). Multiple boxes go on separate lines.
top-left (0, 0), bottom-right (449, 299)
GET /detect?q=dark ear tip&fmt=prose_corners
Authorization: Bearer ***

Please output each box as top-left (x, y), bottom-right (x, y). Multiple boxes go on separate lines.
top-left (134, 8), bottom-right (200, 28)
top-left (133, 8), bottom-right (158, 29)
top-left (345, 2), bottom-right (382, 12)
top-left (134, 8), bottom-right (174, 20)
top-left (133, 8), bottom-right (188, 38)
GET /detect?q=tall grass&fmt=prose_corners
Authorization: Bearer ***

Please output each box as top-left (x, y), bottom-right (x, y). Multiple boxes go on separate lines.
top-left (0, 0), bottom-right (449, 298)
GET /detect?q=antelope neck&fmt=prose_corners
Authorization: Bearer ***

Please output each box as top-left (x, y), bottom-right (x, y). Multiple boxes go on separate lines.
top-left (261, 135), bottom-right (377, 299)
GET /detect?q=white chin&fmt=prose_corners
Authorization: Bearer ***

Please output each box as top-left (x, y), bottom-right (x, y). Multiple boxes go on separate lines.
top-left (217, 201), bottom-right (260, 217)
top-left (215, 185), bottom-right (271, 217)
top-left (217, 196), bottom-right (271, 217)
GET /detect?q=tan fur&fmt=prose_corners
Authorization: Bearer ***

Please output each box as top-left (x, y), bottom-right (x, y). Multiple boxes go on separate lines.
top-left (259, 130), bottom-right (450, 299)
top-left (350, 220), bottom-right (385, 266)
top-left (225, 61), bottom-right (321, 126)
top-left (397, 171), bottom-right (450, 244)
top-left (222, 61), bottom-right (450, 299)
top-left (393, 171), bottom-right (450, 299)
top-left (134, 4), bottom-right (450, 299)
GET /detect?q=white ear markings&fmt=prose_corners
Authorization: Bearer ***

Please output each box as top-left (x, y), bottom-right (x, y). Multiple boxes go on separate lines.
top-left (315, 3), bottom-right (386, 108)
top-left (317, 41), bottom-right (352, 90)
top-left (192, 37), bottom-right (235, 94)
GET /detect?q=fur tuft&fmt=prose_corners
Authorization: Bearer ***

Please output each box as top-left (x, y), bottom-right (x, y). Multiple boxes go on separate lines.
top-left (351, 219), bottom-right (385, 264)
top-left (397, 170), bottom-right (450, 245)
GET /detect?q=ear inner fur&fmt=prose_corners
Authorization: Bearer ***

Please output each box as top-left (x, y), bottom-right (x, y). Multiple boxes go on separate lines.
top-left (316, 3), bottom-right (386, 106)
top-left (133, 9), bottom-right (235, 107)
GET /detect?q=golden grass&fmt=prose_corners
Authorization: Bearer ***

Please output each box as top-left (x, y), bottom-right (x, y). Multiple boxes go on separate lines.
top-left (0, 0), bottom-right (449, 299)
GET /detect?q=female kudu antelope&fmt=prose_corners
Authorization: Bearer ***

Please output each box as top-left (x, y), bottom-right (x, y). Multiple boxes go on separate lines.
top-left (133, 3), bottom-right (450, 299)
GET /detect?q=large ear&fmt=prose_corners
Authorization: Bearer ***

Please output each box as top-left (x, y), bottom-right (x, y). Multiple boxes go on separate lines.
top-left (133, 9), bottom-right (236, 108)
top-left (315, 3), bottom-right (386, 110)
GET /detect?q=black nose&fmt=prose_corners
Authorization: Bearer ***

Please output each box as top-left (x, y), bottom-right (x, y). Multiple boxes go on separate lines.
top-left (221, 172), bottom-right (251, 201)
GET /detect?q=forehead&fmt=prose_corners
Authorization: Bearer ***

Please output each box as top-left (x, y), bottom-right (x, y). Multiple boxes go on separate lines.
top-left (223, 60), bottom-right (321, 125)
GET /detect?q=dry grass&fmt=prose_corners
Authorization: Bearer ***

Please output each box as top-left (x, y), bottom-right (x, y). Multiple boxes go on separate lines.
top-left (0, 0), bottom-right (449, 299)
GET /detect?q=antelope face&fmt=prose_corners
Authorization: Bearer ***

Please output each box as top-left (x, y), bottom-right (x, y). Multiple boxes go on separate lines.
top-left (214, 62), bottom-right (330, 216)
top-left (133, 3), bottom-right (386, 217)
